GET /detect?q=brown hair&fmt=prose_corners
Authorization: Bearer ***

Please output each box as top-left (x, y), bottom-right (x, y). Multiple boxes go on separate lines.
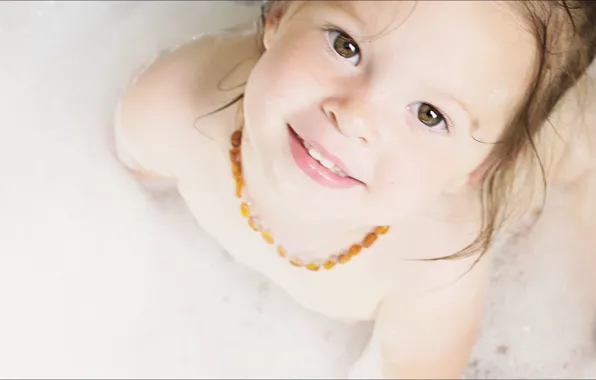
top-left (460, 0), bottom-right (596, 262)
top-left (212, 0), bottom-right (596, 263)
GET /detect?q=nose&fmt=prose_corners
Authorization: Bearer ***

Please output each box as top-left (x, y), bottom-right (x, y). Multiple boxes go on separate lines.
top-left (321, 92), bottom-right (375, 146)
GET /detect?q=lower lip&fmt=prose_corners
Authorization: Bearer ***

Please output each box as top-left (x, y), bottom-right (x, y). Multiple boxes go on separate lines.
top-left (288, 125), bottom-right (362, 189)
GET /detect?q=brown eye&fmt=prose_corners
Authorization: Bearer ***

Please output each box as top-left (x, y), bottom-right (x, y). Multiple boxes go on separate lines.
top-left (328, 30), bottom-right (361, 65)
top-left (417, 103), bottom-right (446, 129)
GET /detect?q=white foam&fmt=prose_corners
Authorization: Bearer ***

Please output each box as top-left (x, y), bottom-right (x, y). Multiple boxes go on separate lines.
top-left (1, 2), bottom-right (595, 378)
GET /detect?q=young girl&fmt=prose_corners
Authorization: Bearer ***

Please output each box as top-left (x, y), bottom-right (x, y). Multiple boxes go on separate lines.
top-left (114, 1), bottom-right (596, 378)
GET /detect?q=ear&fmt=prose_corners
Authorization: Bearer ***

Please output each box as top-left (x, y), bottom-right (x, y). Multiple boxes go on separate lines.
top-left (468, 158), bottom-right (493, 187)
top-left (262, 2), bottom-right (290, 50)
top-left (445, 158), bottom-right (491, 195)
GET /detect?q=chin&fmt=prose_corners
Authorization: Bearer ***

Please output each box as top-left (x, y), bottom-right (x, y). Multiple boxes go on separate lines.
top-left (243, 123), bottom-right (366, 221)
top-left (273, 165), bottom-right (368, 223)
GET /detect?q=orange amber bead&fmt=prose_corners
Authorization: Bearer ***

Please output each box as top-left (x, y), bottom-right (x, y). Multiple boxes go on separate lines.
top-left (240, 202), bottom-right (250, 218)
top-left (290, 258), bottom-right (303, 267)
top-left (362, 232), bottom-right (378, 248)
top-left (276, 245), bottom-right (287, 257)
top-left (348, 244), bottom-right (362, 257)
top-left (235, 179), bottom-right (243, 198)
top-left (232, 161), bottom-right (242, 176)
top-left (229, 148), bottom-right (240, 162)
top-left (306, 262), bottom-right (320, 271)
top-left (231, 131), bottom-right (242, 148)
top-left (338, 253), bottom-right (351, 264)
top-left (323, 260), bottom-right (336, 270)
top-left (248, 217), bottom-right (259, 231)
top-left (375, 225), bottom-right (390, 235)
top-left (261, 231), bottom-right (274, 244)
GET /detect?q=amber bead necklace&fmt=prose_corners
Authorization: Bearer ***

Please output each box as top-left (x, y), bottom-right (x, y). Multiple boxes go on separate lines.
top-left (229, 121), bottom-right (390, 271)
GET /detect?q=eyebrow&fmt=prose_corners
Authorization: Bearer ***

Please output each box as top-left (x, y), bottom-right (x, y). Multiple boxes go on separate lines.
top-left (324, 1), bottom-right (367, 28)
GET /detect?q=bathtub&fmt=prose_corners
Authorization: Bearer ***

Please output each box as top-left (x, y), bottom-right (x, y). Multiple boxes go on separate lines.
top-left (0, 1), bottom-right (594, 378)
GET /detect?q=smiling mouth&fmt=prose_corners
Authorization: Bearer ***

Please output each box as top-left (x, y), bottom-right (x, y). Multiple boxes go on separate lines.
top-left (299, 138), bottom-right (349, 177)
top-left (287, 124), bottom-right (363, 189)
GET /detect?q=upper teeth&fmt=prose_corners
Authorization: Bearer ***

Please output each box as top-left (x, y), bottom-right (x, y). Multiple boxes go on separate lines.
top-left (302, 140), bottom-right (348, 177)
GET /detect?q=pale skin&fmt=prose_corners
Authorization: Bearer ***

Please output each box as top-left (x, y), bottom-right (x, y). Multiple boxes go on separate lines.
top-left (115, 1), bottom-right (595, 378)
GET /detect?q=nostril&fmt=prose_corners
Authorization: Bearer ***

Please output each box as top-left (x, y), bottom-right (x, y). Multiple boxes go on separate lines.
top-left (328, 110), bottom-right (338, 126)
top-left (359, 136), bottom-right (368, 145)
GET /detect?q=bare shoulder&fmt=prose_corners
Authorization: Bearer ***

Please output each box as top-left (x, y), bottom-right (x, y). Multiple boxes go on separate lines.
top-left (116, 29), bottom-right (261, 178)
top-left (351, 253), bottom-right (490, 378)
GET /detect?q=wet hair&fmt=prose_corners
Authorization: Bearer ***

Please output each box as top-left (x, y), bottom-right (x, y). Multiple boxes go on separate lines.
top-left (210, 0), bottom-right (596, 262)
top-left (462, 0), bottom-right (596, 261)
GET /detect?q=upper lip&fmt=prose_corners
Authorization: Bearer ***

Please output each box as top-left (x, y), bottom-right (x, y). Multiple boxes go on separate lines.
top-left (289, 125), bottom-right (363, 183)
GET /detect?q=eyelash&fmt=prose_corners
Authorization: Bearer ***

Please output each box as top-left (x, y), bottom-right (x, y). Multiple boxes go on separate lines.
top-left (320, 24), bottom-right (454, 133)
top-left (435, 105), bottom-right (453, 133)
top-left (438, 108), bottom-right (453, 133)
top-left (321, 23), bottom-right (352, 40)
top-left (409, 103), bottom-right (453, 133)
top-left (321, 24), bottom-right (362, 65)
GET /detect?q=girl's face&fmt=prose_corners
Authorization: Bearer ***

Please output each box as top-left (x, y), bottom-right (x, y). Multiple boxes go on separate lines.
top-left (242, 1), bottom-right (536, 226)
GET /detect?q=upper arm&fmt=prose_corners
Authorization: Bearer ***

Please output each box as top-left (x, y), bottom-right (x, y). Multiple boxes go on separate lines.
top-left (354, 255), bottom-right (490, 379)
top-left (116, 37), bottom-right (219, 178)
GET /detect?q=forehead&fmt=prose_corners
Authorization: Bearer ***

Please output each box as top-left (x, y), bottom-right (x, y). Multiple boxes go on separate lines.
top-left (303, 1), bottom-right (538, 134)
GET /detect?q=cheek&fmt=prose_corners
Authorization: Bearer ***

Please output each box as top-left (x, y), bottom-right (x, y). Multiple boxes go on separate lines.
top-left (249, 34), bottom-right (331, 109)
top-left (380, 146), bottom-right (455, 191)
top-left (243, 53), bottom-right (293, 133)
top-left (378, 139), bottom-right (484, 196)
top-left (243, 41), bottom-right (326, 151)
top-left (369, 151), bottom-right (456, 220)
